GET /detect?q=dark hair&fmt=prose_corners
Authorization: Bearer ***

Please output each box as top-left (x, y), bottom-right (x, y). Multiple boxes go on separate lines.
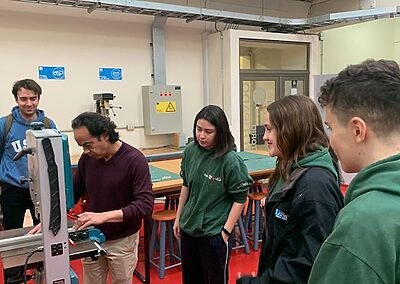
top-left (267, 96), bottom-right (331, 186)
top-left (12, 79), bottom-right (42, 99)
top-left (193, 105), bottom-right (234, 158)
top-left (71, 112), bottom-right (119, 143)
top-left (319, 59), bottom-right (400, 135)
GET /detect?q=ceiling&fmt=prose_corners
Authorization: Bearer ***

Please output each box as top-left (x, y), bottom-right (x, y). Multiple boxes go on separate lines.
top-left (8, 0), bottom-right (400, 33)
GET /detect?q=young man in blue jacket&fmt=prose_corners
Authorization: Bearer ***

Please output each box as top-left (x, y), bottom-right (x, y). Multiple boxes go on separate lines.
top-left (0, 79), bottom-right (56, 229)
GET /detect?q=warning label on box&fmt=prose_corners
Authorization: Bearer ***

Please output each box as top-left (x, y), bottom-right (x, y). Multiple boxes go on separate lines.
top-left (156, 101), bottom-right (176, 113)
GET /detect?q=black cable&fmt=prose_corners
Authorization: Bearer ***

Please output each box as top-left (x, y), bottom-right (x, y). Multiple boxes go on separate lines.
top-left (24, 246), bottom-right (43, 284)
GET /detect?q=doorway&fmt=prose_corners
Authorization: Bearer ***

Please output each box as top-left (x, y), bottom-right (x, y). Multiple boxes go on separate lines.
top-left (239, 39), bottom-right (310, 151)
top-left (240, 74), bottom-right (308, 151)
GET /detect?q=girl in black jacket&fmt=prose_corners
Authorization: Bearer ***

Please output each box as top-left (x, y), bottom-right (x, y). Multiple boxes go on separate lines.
top-left (237, 95), bottom-right (343, 284)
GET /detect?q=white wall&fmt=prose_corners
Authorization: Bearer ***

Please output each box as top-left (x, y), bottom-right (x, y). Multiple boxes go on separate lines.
top-left (394, 18), bottom-right (400, 62)
top-left (207, 32), bottom-right (224, 107)
top-left (310, 0), bottom-right (400, 16)
top-left (376, 0), bottom-right (400, 8)
top-left (322, 18), bottom-right (396, 74)
top-left (0, 2), bottom-right (205, 156)
top-left (310, 0), bottom-right (360, 16)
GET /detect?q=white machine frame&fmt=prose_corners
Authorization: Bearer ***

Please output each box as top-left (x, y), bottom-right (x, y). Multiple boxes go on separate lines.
top-left (26, 128), bottom-right (71, 284)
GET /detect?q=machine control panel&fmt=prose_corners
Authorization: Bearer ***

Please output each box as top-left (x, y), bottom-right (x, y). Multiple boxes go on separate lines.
top-left (51, 242), bottom-right (64, 256)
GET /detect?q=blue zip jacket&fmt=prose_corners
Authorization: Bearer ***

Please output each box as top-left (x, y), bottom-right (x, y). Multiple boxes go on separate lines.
top-left (0, 106), bottom-right (56, 188)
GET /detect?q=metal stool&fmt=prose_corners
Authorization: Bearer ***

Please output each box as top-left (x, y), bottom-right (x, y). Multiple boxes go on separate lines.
top-left (245, 182), bottom-right (268, 250)
top-left (149, 210), bottom-right (181, 279)
top-left (164, 193), bottom-right (180, 210)
top-left (232, 215), bottom-right (250, 254)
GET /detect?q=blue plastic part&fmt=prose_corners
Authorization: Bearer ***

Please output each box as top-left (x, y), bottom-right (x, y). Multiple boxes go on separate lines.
top-left (70, 267), bottom-right (79, 284)
top-left (88, 228), bottom-right (106, 244)
top-left (62, 134), bottom-right (74, 210)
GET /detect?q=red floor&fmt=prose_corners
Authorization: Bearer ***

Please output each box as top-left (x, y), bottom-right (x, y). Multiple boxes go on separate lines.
top-left (67, 202), bottom-right (261, 283)
top-left (70, 245), bottom-right (260, 284)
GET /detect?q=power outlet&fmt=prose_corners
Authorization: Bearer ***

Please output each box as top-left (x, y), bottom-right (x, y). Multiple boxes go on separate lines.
top-left (360, 0), bottom-right (376, 9)
top-left (126, 124), bottom-right (135, 131)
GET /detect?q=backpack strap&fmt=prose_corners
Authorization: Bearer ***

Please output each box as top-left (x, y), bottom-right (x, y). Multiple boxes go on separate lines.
top-left (2, 114), bottom-right (13, 148)
top-left (43, 117), bottom-right (51, 129)
top-left (1, 115), bottom-right (51, 148)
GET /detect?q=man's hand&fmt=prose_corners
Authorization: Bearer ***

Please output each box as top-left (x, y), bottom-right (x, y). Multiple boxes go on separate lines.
top-left (27, 223), bottom-right (41, 235)
top-left (73, 212), bottom-right (107, 230)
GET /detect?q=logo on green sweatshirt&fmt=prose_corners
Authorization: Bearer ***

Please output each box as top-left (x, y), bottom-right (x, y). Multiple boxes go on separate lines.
top-left (204, 173), bottom-right (222, 182)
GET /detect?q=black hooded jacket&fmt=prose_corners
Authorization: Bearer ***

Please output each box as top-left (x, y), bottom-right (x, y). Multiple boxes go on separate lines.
top-left (238, 166), bottom-right (343, 284)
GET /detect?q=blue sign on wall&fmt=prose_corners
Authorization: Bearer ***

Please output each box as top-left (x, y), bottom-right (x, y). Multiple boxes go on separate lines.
top-left (38, 66), bottom-right (65, 80)
top-left (99, 68), bottom-right (122, 80)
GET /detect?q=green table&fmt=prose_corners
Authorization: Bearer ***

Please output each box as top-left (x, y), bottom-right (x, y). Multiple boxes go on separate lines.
top-left (149, 165), bottom-right (181, 183)
top-left (149, 152), bottom-right (276, 184)
top-left (244, 156), bottom-right (276, 172)
top-left (237, 151), bottom-right (268, 161)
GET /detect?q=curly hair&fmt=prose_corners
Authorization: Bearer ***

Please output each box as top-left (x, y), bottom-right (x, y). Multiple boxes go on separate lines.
top-left (71, 112), bottom-right (119, 143)
top-left (319, 59), bottom-right (400, 135)
top-left (12, 79), bottom-right (42, 99)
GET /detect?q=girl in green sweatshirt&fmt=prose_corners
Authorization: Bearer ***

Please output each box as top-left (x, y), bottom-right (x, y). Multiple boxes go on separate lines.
top-left (173, 105), bottom-right (252, 284)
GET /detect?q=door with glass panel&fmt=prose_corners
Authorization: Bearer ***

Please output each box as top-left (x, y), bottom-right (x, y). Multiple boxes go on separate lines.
top-left (240, 78), bottom-right (277, 152)
top-left (240, 76), bottom-right (308, 151)
top-left (239, 39), bottom-right (309, 151)
top-left (281, 76), bottom-right (308, 97)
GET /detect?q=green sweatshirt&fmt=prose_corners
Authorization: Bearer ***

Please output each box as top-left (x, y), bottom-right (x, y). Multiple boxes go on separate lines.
top-left (308, 153), bottom-right (400, 284)
top-left (179, 142), bottom-right (253, 237)
top-left (295, 147), bottom-right (338, 178)
top-left (271, 147), bottom-right (338, 192)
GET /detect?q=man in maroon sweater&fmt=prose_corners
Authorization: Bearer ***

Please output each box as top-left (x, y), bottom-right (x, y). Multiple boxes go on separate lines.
top-left (72, 112), bottom-right (154, 284)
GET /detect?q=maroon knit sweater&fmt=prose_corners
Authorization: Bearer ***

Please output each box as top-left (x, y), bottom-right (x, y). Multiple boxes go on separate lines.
top-left (73, 142), bottom-right (154, 240)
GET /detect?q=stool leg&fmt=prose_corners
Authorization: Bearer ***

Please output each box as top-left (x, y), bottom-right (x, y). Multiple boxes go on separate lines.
top-left (165, 198), bottom-right (170, 210)
top-left (245, 199), bottom-right (253, 232)
top-left (159, 222), bottom-right (166, 279)
top-left (167, 221), bottom-right (175, 260)
top-left (259, 205), bottom-right (264, 240)
top-left (149, 221), bottom-right (158, 258)
top-left (237, 216), bottom-right (250, 254)
top-left (253, 200), bottom-right (260, 251)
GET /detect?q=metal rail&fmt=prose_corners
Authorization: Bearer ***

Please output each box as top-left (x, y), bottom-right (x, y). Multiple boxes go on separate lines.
top-left (10, 0), bottom-right (400, 32)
